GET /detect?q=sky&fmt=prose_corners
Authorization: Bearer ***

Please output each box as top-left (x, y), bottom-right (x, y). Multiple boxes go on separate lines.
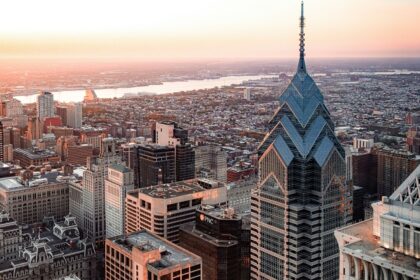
top-left (0, 0), bottom-right (419, 61)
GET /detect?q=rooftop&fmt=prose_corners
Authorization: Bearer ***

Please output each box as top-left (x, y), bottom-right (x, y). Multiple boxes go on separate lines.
top-left (0, 171), bottom-right (75, 192)
top-left (129, 178), bottom-right (222, 199)
top-left (337, 219), bottom-right (420, 276)
top-left (14, 148), bottom-right (57, 159)
top-left (181, 223), bottom-right (239, 248)
top-left (109, 230), bottom-right (200, 270)
top-left (0, 215), bottom-right (93, 272)
top-left (199, 205), bottom-right (240, 221)
top-left (109, 163), bottom-right (132, 173)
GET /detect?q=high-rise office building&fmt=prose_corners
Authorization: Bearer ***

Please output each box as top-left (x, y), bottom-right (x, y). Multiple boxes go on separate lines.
top-left (105, 230), bottom-right (202, 280)
top-left (105, 163), bottom-right (135, 238)
top-left (137, 144), bottom-right (176, 188)
top-left (56, 105), bottom-right (68, 125)
top-left (155, 121), bottom-right (195, 182)
top-left (335, 164), bottom-right (420, 280)
top-left (125, 178), bottom-right (227, 243)
top-left (195, 145), bottom-right (227, 183)
top-left (250, 3), bottom-right (352, 279)
top-left (155, 121), bottom-right (188, 146)
top-left (179, 205), bottom-right (250, 280)
top-left (36, 91), bottom-right (54, 119)
top-left (176, 143), bottom-right (195, 181)
top-left (67, 102), bottom-right (83, 129)
top-left (120, 143), bottom-right (139, 186)
top-left (57, 102), bottom-right (83, 129)
top-left (82, 137), bottom-right (122, 245)
top-left (373, 145), bottom-right (419, 197)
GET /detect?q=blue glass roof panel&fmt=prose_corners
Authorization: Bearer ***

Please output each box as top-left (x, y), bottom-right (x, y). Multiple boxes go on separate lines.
top-left (273, 135), bottom-right (294, 166)
top-left (314, 136), bottom-right (334, 166)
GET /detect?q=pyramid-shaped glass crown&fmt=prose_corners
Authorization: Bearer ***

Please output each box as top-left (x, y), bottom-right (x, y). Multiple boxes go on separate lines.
top-left (258, 1), bottom-right (344, 167)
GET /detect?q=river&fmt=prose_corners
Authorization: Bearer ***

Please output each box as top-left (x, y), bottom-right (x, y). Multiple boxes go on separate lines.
top-left (15, 74), bottom-right (276, 104)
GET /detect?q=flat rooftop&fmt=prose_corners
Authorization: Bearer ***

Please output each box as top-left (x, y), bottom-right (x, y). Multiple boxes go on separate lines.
top-left (109, 230), bottom-right (200, 270)
top-left (199, 205), bottom-right (240, 221)
top-left (109, 163), bottom-right (131, 173)
top-left (337, 219), bottom-right (420, 276)
top-left (14, 148), bottom-right (57, 159)
top-left (181, 223), bottom-right (239, 248)
top-left (0, 171), bottom-right (72, 192)
top-left (130, 178), bottom-right (222, 199)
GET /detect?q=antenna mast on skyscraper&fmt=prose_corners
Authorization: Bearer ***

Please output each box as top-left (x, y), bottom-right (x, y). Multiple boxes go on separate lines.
top-left (298, 0), bottom-right (307, 73)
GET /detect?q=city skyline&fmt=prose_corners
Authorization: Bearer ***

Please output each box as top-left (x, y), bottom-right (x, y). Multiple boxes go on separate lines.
top-left (0, 0), bottom-right (419, 61)
top-left (0, 1), bottom-right (418, 280)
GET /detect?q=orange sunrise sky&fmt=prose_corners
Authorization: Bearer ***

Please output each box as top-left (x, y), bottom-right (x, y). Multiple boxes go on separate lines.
top-left (0, 0), bottom-right (419, 61)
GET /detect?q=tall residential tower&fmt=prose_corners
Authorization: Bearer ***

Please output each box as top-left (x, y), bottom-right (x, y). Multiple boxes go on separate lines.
top-left (250, 2), bottom-right (352, 280)
top-left (36, 91), bottom-right (54, 119)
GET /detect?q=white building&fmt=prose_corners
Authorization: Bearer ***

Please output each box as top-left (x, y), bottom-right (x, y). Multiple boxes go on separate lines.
top-left (36, 91), bottom-right (54, 119)
top-left (335, 164), bottom-right (420, 280)
top-left (66, 102), bottom-right (83, 129)
top-left (155, 121), bottom-right (188, 146)
top-left (82, 138), bottom-right (122, 244)
top-left (243, 87), bottom-right (251, 101)
top-left (352, 138), bottom-right (374, 150)
top-left (105, 163), bottom-right (134, 238)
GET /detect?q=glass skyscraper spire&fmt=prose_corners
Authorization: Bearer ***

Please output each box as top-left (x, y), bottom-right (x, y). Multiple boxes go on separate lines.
top-left (250, 2), bottom-right (353, 279)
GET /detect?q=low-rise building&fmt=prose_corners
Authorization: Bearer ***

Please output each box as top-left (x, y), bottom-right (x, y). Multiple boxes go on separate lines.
top-left (13, 148), bottom-right (59, 168)
top-left (0, 214), bottom-right (97, 280)
top-left (0, 171), bottom-right (70, 224)
top-left (0, 211), bottom-right (22, 262)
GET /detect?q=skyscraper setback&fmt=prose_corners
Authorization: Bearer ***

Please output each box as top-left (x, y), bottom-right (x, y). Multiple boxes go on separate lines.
top-left (250, 2), bottom-right (352, 280)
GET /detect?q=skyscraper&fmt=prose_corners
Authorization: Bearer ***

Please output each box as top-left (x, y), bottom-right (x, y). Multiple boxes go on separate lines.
top-left (250, 2), bottom-right (352, 279)
top-left (125, 178), bottom-right (227, 243)
top-left (82, 137), bottom-right (122, 245)
top-left (67, 102), bottom-right (83, 129)
top-left (137, 144), bottom-right (176, 188)
top-left (57, 102), bottom-right (83, 129)
top-left (36, 91), bottom-right (54, 119)
top-left (105, 163), bottom-right (135, 238)
top-left (155, 121), bottom-right (195, 181)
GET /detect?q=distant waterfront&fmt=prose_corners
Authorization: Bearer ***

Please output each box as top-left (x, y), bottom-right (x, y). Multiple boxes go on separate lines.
top-left (14, 75), bottom-right (276, 104)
